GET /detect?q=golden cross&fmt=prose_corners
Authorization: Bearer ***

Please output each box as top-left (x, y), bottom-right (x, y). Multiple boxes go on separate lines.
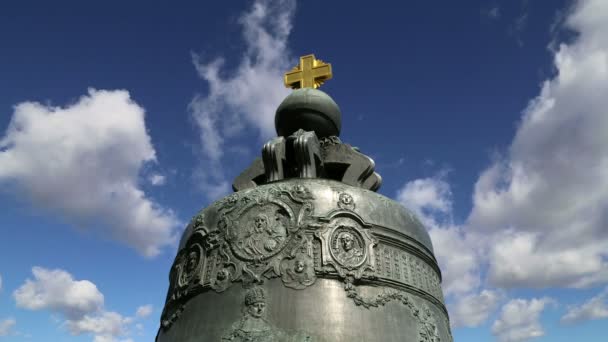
top-left (284, 54), bottom-right (332, 89)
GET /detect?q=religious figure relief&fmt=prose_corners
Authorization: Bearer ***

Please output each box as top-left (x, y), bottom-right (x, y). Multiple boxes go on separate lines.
top-left (317, 212), bottom-right (376, 279)
top-left (189, 185), bottom-right (317, 294)
top-left (222, 287), bottom-right (313, 342)
top-left (280, 238), bottom-right (316, 289)
top-left (337, 192), bottom-right (355, 211)
top-left (228, 200), bottom-right (294, 261)
top-left (330, 226), bottom-right (365, 268)
top-left (211, 265), bottom-right (235, 293)
top-left (238, 209), bottom-right (288, 258)
top-left (178, 245), bottom-right (202, 288)
top-left (418, 305), bottom-right (440, 342)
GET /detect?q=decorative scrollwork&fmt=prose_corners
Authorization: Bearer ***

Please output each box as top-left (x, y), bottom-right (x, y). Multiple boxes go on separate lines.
top-left (344, 279), bottom-right (443, 342)
top-left (319, 135), bottom-right (341, 149)
top-left (165, 184), bottom-right (319, 307)
top-left (191, 212), bottom-right (207, 233)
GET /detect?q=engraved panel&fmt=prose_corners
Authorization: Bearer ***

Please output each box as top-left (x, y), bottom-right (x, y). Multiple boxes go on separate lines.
top-left (372, 243), bottom-right (443, 302)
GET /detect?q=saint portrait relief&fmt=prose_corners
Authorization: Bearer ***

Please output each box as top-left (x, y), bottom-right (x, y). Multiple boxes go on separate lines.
top-left (330, 226), bottom-right (366, 268)
top-left (222, 287), bottom-right (313, 342)
top-left (179, 247), bottom-right (201, 287)
top-left (234, 204), bottom-right (290, 260)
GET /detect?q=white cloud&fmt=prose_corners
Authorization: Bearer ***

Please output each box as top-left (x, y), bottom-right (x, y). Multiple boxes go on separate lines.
top-left (148, 174), bottom-right (166, 186)
top-left (395, 0), bottom-right (608, 333)
top-left (0, 88), bottom-right (180, 257)
top-left (66, 311), bottom-right (132, 341)
top-left (190, 0), bottom-right (295, 199)
top-left (428, 226), bottom-right (481, 297)
top-left (14, 267), bottom-right (103, 320)
top-left (135, 305), bottom-right (153, 318)
top-left (0, 318), bottom-right (16, 337)
top-left (450, 290), bottom-right (502, 328)
top-left (466, 0), bottom-right (608, 289)
top-left (396, 176), bottom-right (452, 219)
top-left (561, 287), bottom-right (608, 324)
top-left (492, 297), bottom-right (553, 342)
top-left (396, 176), bottom-right (481, 296)
top-left (14, 267), bottom-right (139, 341)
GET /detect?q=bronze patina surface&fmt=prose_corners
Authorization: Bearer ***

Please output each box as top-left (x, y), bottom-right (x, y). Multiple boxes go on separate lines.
top-left (157, 55), bottom-right (452, 342)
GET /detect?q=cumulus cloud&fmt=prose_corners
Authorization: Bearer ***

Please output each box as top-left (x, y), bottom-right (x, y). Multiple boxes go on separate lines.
top-left (429, 226), bottom-right (482, 297)
top-left (14, 267), bottom-right (143, 341)
top-left (396, 0), bottom-right (608, 333)
top-left (396, 175), bottom-right (503, 330)
top-left (0, 318), bottom-right (16, 336)
top-left (396, 176), bottom-right (481, 296)
top-left (14, 267), bottom-right (104, 319)
top-left (492, 298), bottom-right (554, 342)
top-left (561, 287), bottom-right (608, 324)
top-left (467, 0), bottom-right (608, 289)
top-left (0, 88), bottom-right (180, 257)
top-left (450, 290), bottom-right (502, 328)
top-left (190, 0), bottom-right (295, 198)
top-left (396, 176), bottom-right (452, 221)
top-left (66, 311), bottom-right (133, 341)
top-left (135, 305), bottom-right (153, 318)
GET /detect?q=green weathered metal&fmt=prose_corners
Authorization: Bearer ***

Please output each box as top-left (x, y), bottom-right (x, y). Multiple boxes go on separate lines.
top-left (157, 62), bottom-right (452, 341)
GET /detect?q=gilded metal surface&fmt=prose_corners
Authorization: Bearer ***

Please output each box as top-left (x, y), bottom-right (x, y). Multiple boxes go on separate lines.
top-left (284, 54), bottom-right (332, 89)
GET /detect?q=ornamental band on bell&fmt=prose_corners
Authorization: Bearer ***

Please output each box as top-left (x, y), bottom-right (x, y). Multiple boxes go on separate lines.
top-left (156, 53), bottom-right (452, 342)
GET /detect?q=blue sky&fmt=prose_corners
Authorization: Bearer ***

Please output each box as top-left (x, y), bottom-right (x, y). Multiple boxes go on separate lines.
top-left (1, 0), bottom-right (607, 341)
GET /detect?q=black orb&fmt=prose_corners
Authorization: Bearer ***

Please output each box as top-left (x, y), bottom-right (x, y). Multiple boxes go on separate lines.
top-left (275, 88), bottom-right (341, 138)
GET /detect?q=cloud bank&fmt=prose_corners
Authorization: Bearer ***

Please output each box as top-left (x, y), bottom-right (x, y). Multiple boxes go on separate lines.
top-left (0, 89), bottom-right (180, 257)
top-left (397, 0), bottom-right (608, 337)
top-left (561, 287), bottom-right (608, 324)
top-left (492, 298), bottom-right (554, 342)
top-left (468, 0), bottom-right (608, 289)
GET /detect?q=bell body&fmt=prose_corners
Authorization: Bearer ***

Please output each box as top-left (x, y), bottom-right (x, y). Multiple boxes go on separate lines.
top-left (157, 178), bottom-right (452, 342)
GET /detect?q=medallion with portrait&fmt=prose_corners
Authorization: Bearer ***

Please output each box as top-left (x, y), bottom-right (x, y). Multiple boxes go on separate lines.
top-left (178, 243), bottom-right (204, 288)
top-left (230, 201), bottom-right (295, 261)
top-left (316, 212), bottom-right (377, 279)
top-left (329, 225), bottom-right (366, 268)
